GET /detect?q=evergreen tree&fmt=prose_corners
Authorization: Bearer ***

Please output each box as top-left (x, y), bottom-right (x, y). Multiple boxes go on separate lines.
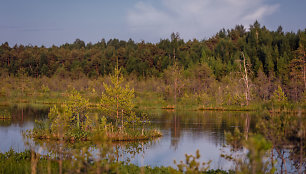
top-left (47, 89), bottom-right (91, 138)
top-left (271, 86), bottom-right (288, 109)
top-left (100, 66), bottom-right (135, 128)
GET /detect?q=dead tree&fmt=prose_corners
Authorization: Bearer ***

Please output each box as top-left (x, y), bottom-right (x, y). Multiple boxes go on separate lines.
top-left (241, 52), bottom-right (250, 106)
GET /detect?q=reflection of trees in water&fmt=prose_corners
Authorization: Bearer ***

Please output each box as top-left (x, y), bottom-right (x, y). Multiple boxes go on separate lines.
top-left (221, 111), bottom-right (305, 174)
top-left (150, 110), bottom-right (256, 148)
top-left (289, 140), bottom-right (305, 173)
top-left (244, 113), bottom-right (250, 140)
top-left (25, 136), bottom-right (117, 173)
top-left (26, 136), bottom-right (160, 171)
top-left (7, 105), bottom-right (304, 173)
top-left (0, 108), bottom-right (12, 126)
top-left (255, 111), bottom-right (305, 173)
top-left (112, 138), bottom-right (161, 164)
top-left (170, 112), bottom-right (180, 149)
top-left (0, 105), bottom-right (49, 126)
top-left (220, 110), bottom-right (305, 173)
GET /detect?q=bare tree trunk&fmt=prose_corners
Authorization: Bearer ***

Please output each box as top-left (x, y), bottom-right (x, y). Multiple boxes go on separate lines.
top-left (241, 52), bottom-right (250, 106)
top-left (303, 56), bottom-right (306, 90)
top-left (174, 49), bottom-right (177, 107)
top-left (121, 109), bottom-right (123, 129)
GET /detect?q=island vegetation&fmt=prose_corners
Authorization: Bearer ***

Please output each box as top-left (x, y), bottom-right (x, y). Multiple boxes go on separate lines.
top-left (27, 66), bottom-right (161, 142)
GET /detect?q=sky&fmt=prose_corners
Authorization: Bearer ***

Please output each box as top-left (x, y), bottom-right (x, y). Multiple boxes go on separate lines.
top-left (0, 0), bottom-right (305, 47)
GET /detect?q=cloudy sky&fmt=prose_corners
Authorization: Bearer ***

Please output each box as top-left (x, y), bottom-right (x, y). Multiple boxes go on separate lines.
top-left (0, 0), bottom-right (305, 46)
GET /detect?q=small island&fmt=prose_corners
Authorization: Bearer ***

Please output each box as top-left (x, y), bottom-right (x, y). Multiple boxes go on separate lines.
top-left (27, 67), bottom-right (162, 142)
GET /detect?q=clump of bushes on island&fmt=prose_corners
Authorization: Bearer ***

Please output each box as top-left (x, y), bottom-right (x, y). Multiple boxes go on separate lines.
top-left (27, 67), bottom-right (161, 142)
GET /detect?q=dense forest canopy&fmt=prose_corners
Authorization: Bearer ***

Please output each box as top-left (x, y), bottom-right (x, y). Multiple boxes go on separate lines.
top-left (0, 21), bottom-right (305, 102)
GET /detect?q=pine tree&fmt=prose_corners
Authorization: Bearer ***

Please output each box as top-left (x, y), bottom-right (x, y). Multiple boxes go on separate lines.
top-left (66, 89), bottom-right (90, 130)
top-left (271, 86), bottom-right (288, 109)
top-left (48, 89), bottom-right (91, 137)
top-left (100, 66), bottom-right (135, 128)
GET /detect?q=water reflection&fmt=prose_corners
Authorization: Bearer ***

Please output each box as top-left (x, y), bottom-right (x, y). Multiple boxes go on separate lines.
top-left (150, 110), bottom-right (256, 146)
top-left (0, 105), bottom-right (49, 152)
top-left (0, 105), bottom-right (303, 173)
top-left (125, 110), bottom-right (257, 170)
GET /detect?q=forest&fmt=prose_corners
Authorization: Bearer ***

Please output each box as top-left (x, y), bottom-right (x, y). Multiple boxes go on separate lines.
top-left (0, 21), bottom-right (305, 108)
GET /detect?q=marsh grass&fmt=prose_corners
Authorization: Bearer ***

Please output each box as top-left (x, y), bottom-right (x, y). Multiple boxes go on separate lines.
top-left (0, 79), bottom-right (304, 114)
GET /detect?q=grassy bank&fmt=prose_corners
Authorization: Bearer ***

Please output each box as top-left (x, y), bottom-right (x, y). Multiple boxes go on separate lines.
top-left (0, 75), bottom-right (304, 113)
top-left (1, 90), bottom-right (305, 113)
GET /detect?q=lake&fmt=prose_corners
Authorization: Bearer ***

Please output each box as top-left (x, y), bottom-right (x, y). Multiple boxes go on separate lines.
top-left (0, 105), bottom-right (303, 173)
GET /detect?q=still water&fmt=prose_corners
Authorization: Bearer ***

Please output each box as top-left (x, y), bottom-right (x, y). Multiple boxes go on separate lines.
top-left (125, 109), bottom-right (254, 170)
top-left (0, 105), bottom-right (302, 172)
top-left (0, 105), bottom-right (49, 152)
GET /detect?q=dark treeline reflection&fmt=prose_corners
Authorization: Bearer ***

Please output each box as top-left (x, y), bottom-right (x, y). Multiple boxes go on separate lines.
top-left (0, 105), bottom-right (49, 127)
top-left (147, 110), bottom-right (256, 148)
top-left (0, 105), bottom-right (304, 173)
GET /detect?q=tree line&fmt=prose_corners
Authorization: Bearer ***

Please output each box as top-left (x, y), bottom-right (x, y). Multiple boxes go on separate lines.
top-left (0, 21), bottom-right (305, 102)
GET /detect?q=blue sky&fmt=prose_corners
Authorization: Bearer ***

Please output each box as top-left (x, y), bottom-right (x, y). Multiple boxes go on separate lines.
top-left (0, 0), bottom-right (305, 47)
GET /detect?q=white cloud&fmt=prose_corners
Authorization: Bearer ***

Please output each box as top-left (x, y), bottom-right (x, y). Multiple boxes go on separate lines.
top-left (243, 4), bottom-right (280, 22)
top-left (127, 0), bottom-right (280, 41)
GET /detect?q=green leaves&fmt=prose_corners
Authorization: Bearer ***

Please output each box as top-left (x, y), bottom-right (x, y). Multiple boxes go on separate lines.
top-left (100, 67), bottom-right (136, 128)
top-left (46, 89), bottom-right (93, 139)
top-left (174, 149), bottom-right (211, 174)
top-left (66, 88), bottom-right (90, 129)
top-left (31, 69), bottom-right (158, 141)
top-left (271, 86), bottom-right (288, 110)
